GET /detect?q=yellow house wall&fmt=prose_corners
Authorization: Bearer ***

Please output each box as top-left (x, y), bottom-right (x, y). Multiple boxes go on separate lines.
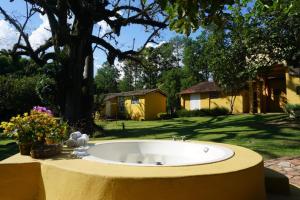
top-left (105, 97), bottom-right (118, 118)
top-left (180, 94), bottom-right (191, 110)
top-left (180, 92), bottom-right (247, 113)
top-left (124, 96), bottom-right (145, 120)
top-left (145, 92), bottom-right (166, 120)
top-left (200, 93), bottom-right (245, 113)
top-left (286, 72), bottom-right (300, 104)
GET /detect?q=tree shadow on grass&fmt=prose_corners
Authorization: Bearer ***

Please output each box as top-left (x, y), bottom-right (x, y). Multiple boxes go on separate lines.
top-left (95, 114), bottom-right (300, 158)
top-left (0, 142), bottom-right (18, 161)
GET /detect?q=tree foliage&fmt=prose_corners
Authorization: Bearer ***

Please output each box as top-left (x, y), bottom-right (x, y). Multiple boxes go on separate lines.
top-left (94, 62), bottom-right (119, 94)
top-left (0, 0), bottom-right (298, 123)
top-left (159, 68), bottom-right (182, 113)
top-left (0, 75), bottom-right (41, 121)
top-left (182, 33), bottom-right (210, 89)
top-left (0, 0), bottom-right (169, 127)
top-left (246, 0), bottom-right (300, 67)
top-left (159, 0), bottom-right (235, 35)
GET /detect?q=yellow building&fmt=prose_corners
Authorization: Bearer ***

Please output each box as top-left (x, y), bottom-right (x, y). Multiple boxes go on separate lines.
top-left (286, 67), bottom-right (300, 105)
top-left (180, 66), bottom-right (300, 113)
top-left (104, 89), bottom-right (166, 120)
top-left (179, 82), bottom-right (249, 113)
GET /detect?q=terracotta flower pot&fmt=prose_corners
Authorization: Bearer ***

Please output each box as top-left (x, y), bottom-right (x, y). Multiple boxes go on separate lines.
top-left (45, 138), bottom-right (57, 145)
top-left (19, 143), bottom-right (32, 155)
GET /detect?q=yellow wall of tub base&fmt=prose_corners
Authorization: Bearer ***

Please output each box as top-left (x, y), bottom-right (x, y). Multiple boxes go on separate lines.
top-left (41, 162), bottom-right (265, 200)
top-left (0, 162), bottom-right (45, 200)
top-left (0, 142), bottom-right (266, 200)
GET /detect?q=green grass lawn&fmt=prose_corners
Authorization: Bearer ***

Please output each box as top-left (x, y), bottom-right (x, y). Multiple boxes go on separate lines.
top-left (0, 138), bottom-right (18, 161)
top-left (1, 114), bottom-right (299, 161)
top-left (95, 114), bottom-right (300, 159)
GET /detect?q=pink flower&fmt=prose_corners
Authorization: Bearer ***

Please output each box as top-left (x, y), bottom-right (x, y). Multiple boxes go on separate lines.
top-left (33, 106), bottom-right (53, 116)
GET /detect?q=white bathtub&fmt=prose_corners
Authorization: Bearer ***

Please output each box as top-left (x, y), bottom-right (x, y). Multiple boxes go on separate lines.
top-left (83, 140), bottom-right (234, 166)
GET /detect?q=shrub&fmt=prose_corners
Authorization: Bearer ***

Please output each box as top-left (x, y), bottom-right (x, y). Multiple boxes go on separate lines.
top-left (176, 107), bottom-right (229, 117)
top-left (157, 112), bottom-right (172, 120)
top-left (35, 75), bottom-right (57, 106)
top-left (0, 75), bottom-right (41, 121)
top-left (284, 103), bottom-right (300, 119)
top-left (284, 103), bottom-right (300, 112)
top-left (175, 109), bottom-right (205, 117)
top-left (209, 107), bottom-right (230, 116)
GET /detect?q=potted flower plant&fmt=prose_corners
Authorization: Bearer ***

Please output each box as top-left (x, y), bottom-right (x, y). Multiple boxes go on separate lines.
top-left (0, 113), bottom-right (35, 155)
top-left (45, 121), bottom-right (69, 145)
top-left (0, 106), bottom-right (69, 156)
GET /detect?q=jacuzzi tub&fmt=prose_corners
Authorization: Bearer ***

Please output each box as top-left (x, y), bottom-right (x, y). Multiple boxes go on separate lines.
top-left (83, 140), bottom-right (234, 166)
top-left (1, 140), bottom-right (266, 200)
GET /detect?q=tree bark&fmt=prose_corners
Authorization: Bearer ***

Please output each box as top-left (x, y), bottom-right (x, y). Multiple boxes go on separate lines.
top-left (82, 45), bottom-right (94, 121)
top-left (63, 17), bottom-right (94, 132)
top-left (230, 92), bottom-right (237, 114)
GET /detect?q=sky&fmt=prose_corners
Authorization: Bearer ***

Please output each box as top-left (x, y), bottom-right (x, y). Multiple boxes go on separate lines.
top-left (0, 1), bottom-right (201, 75)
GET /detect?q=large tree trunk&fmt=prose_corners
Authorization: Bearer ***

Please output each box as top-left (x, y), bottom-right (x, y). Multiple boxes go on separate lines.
top-left (81, 45), bottom-right (94, 131)
top-left (62, 17), bottom-right (94, 133)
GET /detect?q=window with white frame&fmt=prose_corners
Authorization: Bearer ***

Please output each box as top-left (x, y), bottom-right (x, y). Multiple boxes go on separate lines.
top-left (118, 97), bottom-right (125, 112)
top-left (131, 96), bottom-right (139, 104)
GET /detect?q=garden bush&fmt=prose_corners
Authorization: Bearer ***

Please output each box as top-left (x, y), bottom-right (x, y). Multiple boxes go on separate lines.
top-left (208, 107), bottom-right (230, 116)
top-left (157, 112), bottom-right (172, 120)
top-left (176, 109), bottom-right (205, 117)
top-left (284, 103), bottom-right (300, 119)
top-left (176, 107), bottom-right (229, 117)
top-left (0, 75), bottom-right (41, 121)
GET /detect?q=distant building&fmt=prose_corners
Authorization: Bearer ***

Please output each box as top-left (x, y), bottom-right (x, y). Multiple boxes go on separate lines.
top-left (104, 89), bottom-right (166, 120)
top-left (179, 65), bottom-right (300, 113)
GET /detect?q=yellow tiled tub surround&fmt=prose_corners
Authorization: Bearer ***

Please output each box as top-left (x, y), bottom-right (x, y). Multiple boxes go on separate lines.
top-left (0, 141), bottom-right (266, 200)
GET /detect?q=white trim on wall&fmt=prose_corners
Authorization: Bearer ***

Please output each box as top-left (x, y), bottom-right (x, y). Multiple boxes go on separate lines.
top-left (190, 94), bottom-right (201, 110)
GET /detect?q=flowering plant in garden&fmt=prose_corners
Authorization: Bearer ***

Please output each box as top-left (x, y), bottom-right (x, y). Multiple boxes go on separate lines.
top-left (33, 106), bottom-right (53, 116)
top-left (0, 106), bottom-right (69, 144)
top-left (0, 113), bottom-right (35, 143)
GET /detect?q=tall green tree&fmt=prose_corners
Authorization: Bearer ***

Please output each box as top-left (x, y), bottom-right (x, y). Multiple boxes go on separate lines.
top-left (161, 0), bottom-right (234, 35)
top-left (182, 32), bottom-right (211, 89)
top-left (0, 0), bottom-right (168, 130)
top-left (0, 0), bottom-right (243, 131)
top-left (94, 62), bottom-right (119, 94)
top-left (0, 52), bottom-right (38, 76)
top-left (121, 41), bottom-right (180, 89)
top-left (205, 2), bottom-right (252, 113)
top-left (159, 68), bottom-right (182, 113)
top-left (118, 59), bottom-right (143, 92)
top-left (246, 0), bottom-right (300, 68)
top-left (141, 43), bottom-right (178, 88)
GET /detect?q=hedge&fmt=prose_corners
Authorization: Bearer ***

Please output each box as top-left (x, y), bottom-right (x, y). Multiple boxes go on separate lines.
top-left (0, 75), bottom-right (41, 121)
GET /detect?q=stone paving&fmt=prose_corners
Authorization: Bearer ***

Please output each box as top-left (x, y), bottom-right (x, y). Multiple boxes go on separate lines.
top-left (265, 157), bottom-right (300, 187)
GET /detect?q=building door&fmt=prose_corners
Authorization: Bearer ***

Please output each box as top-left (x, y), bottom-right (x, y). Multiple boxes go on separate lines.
top-left (105, 101), bottom-right (111, 117)
top-left (118, 97), bottom-right (125, 113)
top-left (190, 94), bottom-right (200, 110)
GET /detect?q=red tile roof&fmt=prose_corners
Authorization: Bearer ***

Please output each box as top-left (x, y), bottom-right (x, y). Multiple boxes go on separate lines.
top-left (104, 89), bottom-right (166, 101)
top-left (179, 81), bottom-right (221, 95)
